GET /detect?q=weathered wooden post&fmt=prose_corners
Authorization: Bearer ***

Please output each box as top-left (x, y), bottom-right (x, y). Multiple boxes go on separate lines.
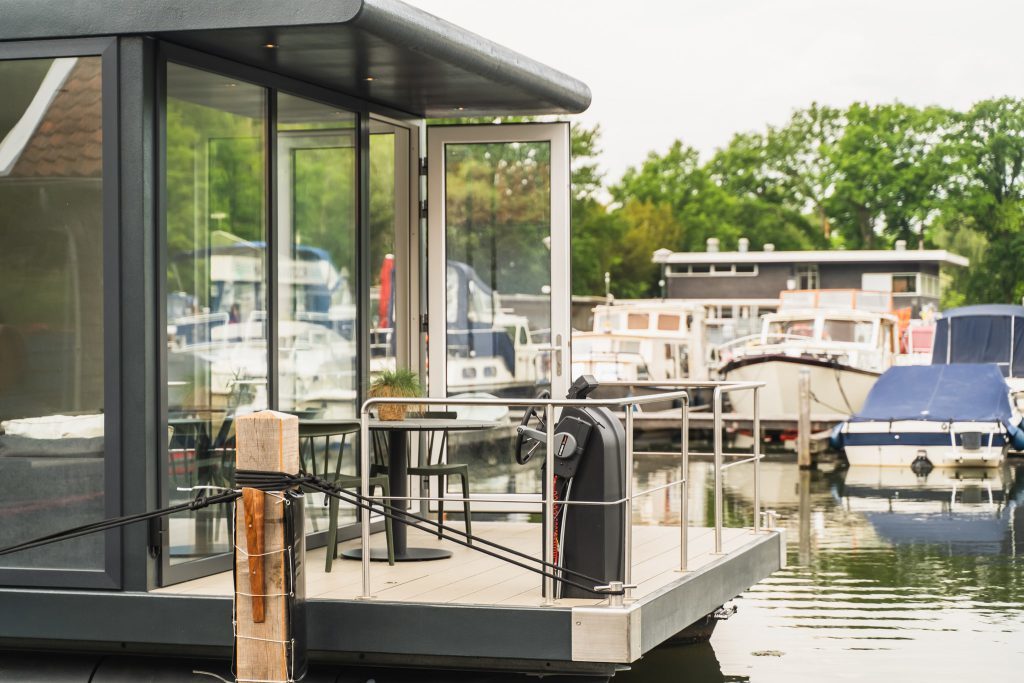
top-left (234, 410), bottom-right (307, 683)
top-left (797, 369), bottom-right (812, 469)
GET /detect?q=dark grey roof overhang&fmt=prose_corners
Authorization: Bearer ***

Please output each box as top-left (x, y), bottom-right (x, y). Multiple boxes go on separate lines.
top-left (0, 0), bottom-right (592, 117)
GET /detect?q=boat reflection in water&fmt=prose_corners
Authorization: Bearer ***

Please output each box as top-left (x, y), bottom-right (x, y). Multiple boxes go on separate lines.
top-left (622, 452), bottom-right (1024, 682)
top-left (835, 465), bottom-right (1022, 554)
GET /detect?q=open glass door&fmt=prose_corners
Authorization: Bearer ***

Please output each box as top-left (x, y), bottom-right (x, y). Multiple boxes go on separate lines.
top-left (426, 123), bottom-right (570, 510)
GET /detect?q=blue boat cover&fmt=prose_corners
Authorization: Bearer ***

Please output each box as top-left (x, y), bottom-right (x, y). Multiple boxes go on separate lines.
top-left (850, 364), bottom-right (1012, 424)
top-left (932, 305), bottom-right (1024, 376)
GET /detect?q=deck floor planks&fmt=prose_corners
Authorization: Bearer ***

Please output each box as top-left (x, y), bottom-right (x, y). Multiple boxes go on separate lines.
top-left (155, 522), bottom-right (760, 609)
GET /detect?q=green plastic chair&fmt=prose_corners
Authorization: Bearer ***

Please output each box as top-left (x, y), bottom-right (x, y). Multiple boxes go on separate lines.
top-left (300, 421), bottom-right (395, 569)
top-left (372, 411), bottom-right (472, 542)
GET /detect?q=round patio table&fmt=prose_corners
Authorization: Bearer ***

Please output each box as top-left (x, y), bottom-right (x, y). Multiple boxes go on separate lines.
top-left (342, 417), bottom-right (497, 562)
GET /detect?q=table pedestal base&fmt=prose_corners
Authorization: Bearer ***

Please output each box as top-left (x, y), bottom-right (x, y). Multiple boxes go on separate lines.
top-left (341, 547), bottom-right (452, 562)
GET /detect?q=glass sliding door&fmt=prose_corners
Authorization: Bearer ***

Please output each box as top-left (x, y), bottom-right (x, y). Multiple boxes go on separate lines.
top-left (426, 123), bottom-right (571, 509)
top-left (276, 93), bottom-right (358, 535)
top-left (0, 56), bottom-right (107, 575)
top-left (164, 63), bottom-right (267, 570)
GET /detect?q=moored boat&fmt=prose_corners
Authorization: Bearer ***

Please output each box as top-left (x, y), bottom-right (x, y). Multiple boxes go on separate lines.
top-left (717, 289), bottom-right (897, 416)
top-left (837, 364), bottom-right (1024, 468)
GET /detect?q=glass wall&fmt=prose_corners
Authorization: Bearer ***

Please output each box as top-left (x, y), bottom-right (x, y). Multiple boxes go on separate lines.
top-left (443, 140), bottom-right (552, 496)
top-left (0, 56), bottom-right (105, 570)
top-left (276, 93), bottom-right (358, 534)
top-left (165, 63), bottom-right (267, 565)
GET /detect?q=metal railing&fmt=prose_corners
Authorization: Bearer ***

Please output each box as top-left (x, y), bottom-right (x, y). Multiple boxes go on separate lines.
top-left (354, 379), bottom-right (766, 604)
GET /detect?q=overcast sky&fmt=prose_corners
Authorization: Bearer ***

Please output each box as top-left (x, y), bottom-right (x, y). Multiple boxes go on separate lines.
top-left (408, 0), bottom-right (1024, 184)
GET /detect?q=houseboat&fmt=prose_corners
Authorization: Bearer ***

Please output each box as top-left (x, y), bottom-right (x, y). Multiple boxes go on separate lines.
top-left (0, 1), bottom-right (782, 679)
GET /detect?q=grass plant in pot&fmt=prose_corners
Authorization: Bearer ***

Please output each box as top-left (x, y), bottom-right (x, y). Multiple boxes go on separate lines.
top-left (370, 368), bottom-right (422, 421)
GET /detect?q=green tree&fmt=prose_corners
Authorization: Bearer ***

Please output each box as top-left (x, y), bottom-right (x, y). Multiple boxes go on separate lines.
top-left (940, 98), bottom-right (1024, 303)
top-left (827, 103), bottom-right (952, 248)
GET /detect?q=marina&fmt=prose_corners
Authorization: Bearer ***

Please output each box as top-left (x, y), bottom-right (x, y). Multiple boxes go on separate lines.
top-left (1, 1), bottom-right (1024, 681)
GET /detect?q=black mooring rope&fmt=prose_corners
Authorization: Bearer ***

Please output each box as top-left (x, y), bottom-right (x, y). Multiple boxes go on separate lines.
top-left (0, 471), bottom-right (620, 596)
top-left (0, 490), bottom-right (241, 558)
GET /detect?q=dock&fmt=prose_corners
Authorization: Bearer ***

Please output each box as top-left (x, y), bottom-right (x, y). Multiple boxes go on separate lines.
top-left (150, 521), bottom-right (783, 676)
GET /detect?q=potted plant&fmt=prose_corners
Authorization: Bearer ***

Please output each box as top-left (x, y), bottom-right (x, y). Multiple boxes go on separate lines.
top-left (369, 368), bottom-right (422, 421)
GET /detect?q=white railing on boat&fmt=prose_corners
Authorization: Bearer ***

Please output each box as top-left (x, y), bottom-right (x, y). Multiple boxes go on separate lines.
top-left (356, 379), bottom-right (767, 605)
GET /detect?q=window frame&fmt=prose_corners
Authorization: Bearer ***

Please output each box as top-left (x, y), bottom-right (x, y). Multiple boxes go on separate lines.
top-left (667, 263), bottom-right (759, 277)
top-left (155, 42), bottom-right (421, 586)
top-left (0, 37), bottom-right (121, 589)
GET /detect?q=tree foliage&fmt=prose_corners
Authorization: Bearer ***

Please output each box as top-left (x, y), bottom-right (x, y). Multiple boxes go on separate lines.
top-left (569, 98), bottom-right (1024, 304)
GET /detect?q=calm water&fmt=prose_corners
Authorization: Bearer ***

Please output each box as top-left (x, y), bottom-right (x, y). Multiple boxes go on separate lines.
top-left (620, 456), bottom-right (1024, 682)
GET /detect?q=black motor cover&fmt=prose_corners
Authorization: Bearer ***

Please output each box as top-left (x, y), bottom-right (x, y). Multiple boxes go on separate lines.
top-left (553, 404), bottom-right (626, 598)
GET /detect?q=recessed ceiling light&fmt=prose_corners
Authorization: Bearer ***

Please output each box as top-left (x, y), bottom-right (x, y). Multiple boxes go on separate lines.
top-left (455, 106), bottom-right (465, 111)
top-left (263, 43), bottom-right (279, 49)
top-left (364, 76), bottom-right (375, 82)
top-left (225, 83), bottom-right (238, 88)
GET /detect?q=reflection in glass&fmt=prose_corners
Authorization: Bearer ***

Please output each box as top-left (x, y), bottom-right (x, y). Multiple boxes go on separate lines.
top-left (443, 141), bottom-right (552, 495)
top-left (369, 128), bottom-right (400, 378)
top-left (277, 93), bottom-right (358, 534)
top-left (0, 57), bottom-right (105, 570)
top-left (165, 63), bottom-right (267, 564)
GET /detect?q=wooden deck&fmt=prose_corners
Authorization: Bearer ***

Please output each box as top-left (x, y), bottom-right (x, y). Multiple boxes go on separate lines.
top-left (155, 520), bottom-right (784, 671)
top-left (158, 522), bottom-right (752, 606)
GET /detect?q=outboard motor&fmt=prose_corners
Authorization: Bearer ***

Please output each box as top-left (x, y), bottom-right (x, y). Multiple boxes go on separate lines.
top-left (515, 375), bottom-right (626, 598)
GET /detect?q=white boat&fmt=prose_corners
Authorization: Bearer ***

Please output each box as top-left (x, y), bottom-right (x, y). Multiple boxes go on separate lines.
top-left (571, 301), bottom-right (706, 409)
top-left (577, 300), bottom-right (701, 379)
top-left (838, 364), bottom-right (1024, 468)
top-left (716, 290), bottom-right (897, 417)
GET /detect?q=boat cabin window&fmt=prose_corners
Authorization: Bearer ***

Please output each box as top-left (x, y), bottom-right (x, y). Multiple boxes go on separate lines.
top-left (627, 313), bottom-right (649, 330)
top-left (768, 318), bottom-right (816, 338)
top-left (657, 314), bottom-right (681, 331)
top-left (822, 319), bottom-right (874, 344)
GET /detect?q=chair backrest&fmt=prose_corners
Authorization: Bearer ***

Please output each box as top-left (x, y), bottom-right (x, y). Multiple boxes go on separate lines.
top-left (421, 411), bottom-right (456, 466)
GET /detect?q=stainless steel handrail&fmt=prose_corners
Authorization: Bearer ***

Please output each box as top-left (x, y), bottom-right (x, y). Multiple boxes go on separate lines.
top-left (354, 380), bottom-right (765, 601)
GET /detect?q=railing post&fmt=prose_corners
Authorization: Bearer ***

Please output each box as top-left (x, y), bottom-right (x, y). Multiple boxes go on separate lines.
top-left (679, 396), bottom-right (689, 571)
top-left (624, 407), bottom-right (634, 599)
top-left (753, 385), bottom-right (761, 533)
top-left (543, 403), bottom-right (555, 605)
top-left (359, 408), bottom-right (372, 599)
top-left (713, 387), bottom-right (723, 554)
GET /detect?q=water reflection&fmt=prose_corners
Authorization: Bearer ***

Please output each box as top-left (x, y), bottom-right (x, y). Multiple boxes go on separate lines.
top-left (625, 457), bottom-right (1024, 682)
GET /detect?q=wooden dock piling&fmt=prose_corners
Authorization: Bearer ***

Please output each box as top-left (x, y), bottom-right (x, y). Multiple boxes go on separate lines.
top-left (234, 410), bottom-right (303, 683)
top-left (797, 369), bottom-right (813, 468)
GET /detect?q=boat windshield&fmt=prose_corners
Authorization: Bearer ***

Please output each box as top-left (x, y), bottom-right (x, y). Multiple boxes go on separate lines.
top-left (767, 318), bottom-right (815, 338)
top-left (822, 319), bottom-right (875, 344)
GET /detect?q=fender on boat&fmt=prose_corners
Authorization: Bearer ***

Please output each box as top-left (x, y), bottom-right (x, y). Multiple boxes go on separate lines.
top-left (1006, 419), bottom-right (1024, 451)
top-left (829, 422), bottom-right (846, 450)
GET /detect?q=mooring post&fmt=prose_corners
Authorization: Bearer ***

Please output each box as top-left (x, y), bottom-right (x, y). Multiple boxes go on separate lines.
top-left (797, 369), bottom-right (812, 469)
top-left (235, 410), bottom-right (304, 683)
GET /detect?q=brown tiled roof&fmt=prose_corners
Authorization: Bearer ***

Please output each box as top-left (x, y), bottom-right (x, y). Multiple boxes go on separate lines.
top-left (9, 58), bottom-right (102, 179)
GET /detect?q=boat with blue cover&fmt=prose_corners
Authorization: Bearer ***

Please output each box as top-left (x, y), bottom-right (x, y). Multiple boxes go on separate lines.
top-left (837, 364), bottom-right (1024, 468)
